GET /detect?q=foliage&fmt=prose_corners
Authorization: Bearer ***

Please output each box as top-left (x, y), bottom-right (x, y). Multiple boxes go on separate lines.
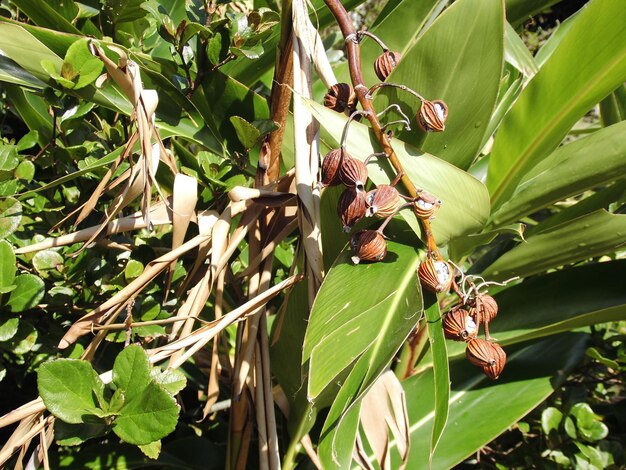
top-left (0, 0), bottom-right (624, 468)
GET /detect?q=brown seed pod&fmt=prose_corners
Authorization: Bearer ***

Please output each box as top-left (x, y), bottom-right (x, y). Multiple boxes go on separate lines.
top-left (470, 293), bottom-right (499, 324)
top-left (413, 191), bottom-right (441, 219)
top-left (443, 308), bottom-right (477, 342)
top-left (324, 83), bottom-right (357, 113)
top-left (365, 185), bottom-right (401, 218)
top-left (339, 157), bottom-right (368, 192)
top-left (417, 99), bottom-right (448, 132)
top-left (466, 338), bottom-right (506, 380)
top-left (321, 149), bottom-right (346, 187)
top-left (350, 230), bottom-right (387, 264)
top-left (338, 188), bottom-right (367, 232)
top-left (374, 51), bottom-right (401, 81)
top-left (418, 258), bottom-right (453, 293)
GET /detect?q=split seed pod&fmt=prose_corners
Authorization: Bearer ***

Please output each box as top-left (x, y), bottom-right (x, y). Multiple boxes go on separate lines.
top-left (466, 338), bottom-right (506, 380)
top-left (321, 148), bottom-right (345, 187)
top-left (413, 191), bottom-right (441, 219)
top-left (324, 83), bottom-right (357, 113)
top-left (374, 51), bottom-right (401, 81)
top-left (350, 230), bottom-right (387, 264)
top-left (338, 188), bottom-right (367, 232)
top-left (443, 308), bottom-right (477, 341)
top-left (365, 185), bottom-right (401, 218)
top-left (417, 99), bottom-right (448, 132)
top-left (340, 157), bottom-right (368, 192)
top-left (418, 258), bottom-right (453, 293)
top-left (470, 293), bottom-right (499, 324)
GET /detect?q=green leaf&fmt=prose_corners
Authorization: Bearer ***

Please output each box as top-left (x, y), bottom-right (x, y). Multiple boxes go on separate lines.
top-left (7, 274), bottom-right (45, 312)
top-left (138, 440), bottom-right (161, 459)
top-left (103, 0), bottom-right (149, 24)
top-left (0, 318), bottom-right (20, 342)
top-left (38, 359), bottom-right (105, 424)
top-left (0, 55), bottom-right (46, 88)
top-left (308, 100), bottom-right (490, 246)
top-left (7, 321), bottom-right (38, 354)
top-left (599, 83), bottom-right (626, 126)
top-left (0, 196), bottom-right (22, 239)
top-left (504, 22), bottom-right (538, 78)
top-left (113, 382), bottom-right (180, 445)
top-left (14, 160), bottom-right (36, 182)
top-left (10, 0), bottom-right (81, 34)
top-left (402, 333), bottom-right (588, 468)
top-left (541, 407), bottom-right (563, 435)
top-left (483, 211), bottom-right (626, 280)
top-left (54, 419), bottom-right (109, 446)
top-left (424, 298), bottom-right (449, 460)
top-left (570, 403), bottom-right (609, 442)
top-left (62, 38), bottom-right (104, 89)
top-left (375, 0), bottom-right (504, 169)
top-left (124, 259), bottom-right (144, 281)
top-left (3, 83), bottom-right (53, 145)
top-left (487, 0), bottom-right (626, 209)
top-left (0, 145), bottom-right (19, 171)
top-left (112, 344), bottom-right (152, 402)
top-left (586, 347), bottom-right (620, 370)
top-left (150, 368), bottom-right (187, 396)
top-left (491, 121), bottom-right (626, 227)
top-left (303, 241), bottom-right (422, 399)
top-left (229, 116), bottom-right (261, 149)
top-left (449, 223), bottom-right (525, 260)
top-left (32, 250), bottom-right (63, 278)
top-left (0, 240), bottom-right (16, 289)
top-left (504, 0), bottom-right (561, 27)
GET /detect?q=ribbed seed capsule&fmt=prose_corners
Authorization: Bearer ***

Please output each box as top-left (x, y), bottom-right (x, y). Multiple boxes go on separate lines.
top-left (321, 149), bottom-right (345, 187)
top-left (350, 230), bottom-right (387, 264)
top-left (418, 259), bottom-right (453, 293)
top-left (340, 157), bottom-right (368, 192)
top-left (417, 99), bottom-right (448, 132)
top-left (443, 308), bottom-right (477, 341)
top-left (374, 51), bottom-right (401, 81)
top-left (470, 293), bottom-right (499, 323)
top-left (413, 191), bottom-right (441, 219)
top-left (365, 185), bottom-right (401, 218)
top-left (338, 188), bottom-right (366, 232)
top-left (466, 338), bottom-right (506, 380)
top-left (324, 83), bottom-right (357, 113)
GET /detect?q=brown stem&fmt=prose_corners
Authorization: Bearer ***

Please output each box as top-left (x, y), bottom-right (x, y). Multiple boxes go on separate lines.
top-left (323, 0), bottom-right (441, 258)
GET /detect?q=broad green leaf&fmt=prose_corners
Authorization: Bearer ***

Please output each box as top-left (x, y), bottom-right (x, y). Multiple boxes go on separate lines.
top-left (0, 55), bottom-right (46, 88)
top-left (62, 38), bottom-right (104, 89)
top-left (14, 161), bottom-right (36, 182)
top-left (0, 318), bottom-right (19, 342)
top-left (599, 83), bottom-right (626, 126)
top-left (375, 0), bottom-right (504, 169)
top-left (113, 382), bottom-right (180, 445)
top-left (449, 223), bottom-right (525, 261)
top-left (424, 298), bottom-right (449, 460)
top-left (38, 359), bottom-right (105, 424)
top-left (303, 241), bottom-right (422, 399)
top-left (229, 116), bottom-right (261, 149)
top-left (487, 0), bottom-right (626, 209)
top-left (444, 260), bottom-right (626, 361)
top-left (541, 407), bottom-right (563, 435)
top-left (0, 240), bottom-right (16, 288)
top-left (3, 83), bottom-right (53, 145)
top-left (491, 121), bottom-right (626, 227)
top-left (112, 344), bottom-right (152, 402)
top-left (7, 273), bottom-right (45, 312)
top-left (504, 22), bottom-right (538, 78)
top-left (10, 0), bottom-right (81, 34)
top-left (32, 250), bottom-right (63, 278)
top-left (308, 101), bottom-right (490, 246)
top-left (402, 333), bottom-right (587, 468)
top-left (124, 259), bottom-right (144, 281)
top-left (150, 368), bottom-right (187, 396)
top-left (0, 145), bottom-right (19, 171)
top-left (318, 397), bottom-right (362, 469)
top-left (7, 321), bottom-right (38, 354)
top-left (504, 0), bottom-right (561, 27)
top-left (570, 403), bottom-right (609, 442)
top-left (138, 440), bottom-right (161, 459)
top-left (483, 211), bottom-right (626, 280)
top-left (54, 419), bottom-right (109, 446)
top-left (104, 0), bottom-right (149, 24)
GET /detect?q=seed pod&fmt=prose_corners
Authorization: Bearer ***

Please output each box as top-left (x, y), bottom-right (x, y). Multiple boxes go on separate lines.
top-left (413, 191), bottom-right (441, 219)
top-left (324, 83), bottom-right (357, 113)
top-left (340, 157), bottom-right (368, 192)
top-left (470, 293), bottom-right (499, 324)
top-left (338, 188), bottom-right (366, 232)
top-left (365, 185), bottom-right (401, 218)
top-left (417, 99), bottom-right (448, 132)
top-left (443, 308), bottom-right (477, 341)
top-left (350, 230), bottom-right (387, 264)
top-left (418, 258), bottom-right (453, 293)
top-left (321, 149), bottom-right (345, 186)
top-left (374, 51), bottom-right (401, 81)
top-left (466, 338), bottom-right (506, 380)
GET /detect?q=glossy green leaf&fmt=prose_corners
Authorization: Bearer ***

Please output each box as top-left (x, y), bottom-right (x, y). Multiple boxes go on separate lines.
top-left (504, 22), bottom-right (538, 78)
top-left (491, 121), bottom-right (626, 227)
top-left (61, 38), bottom-right (104, 89)
top-left (112, 344), bottom-right (152, 402)
top-left (229, 116), bottom-right (260, 149)
top-left (113, 382), bottom-right (180, 446)
top-left (570, 403), bottom-right (609, 442)
top-left (541, 407), bottom-right (563, 435)
top-left (308, 101), bottom-right (490, 246)
top-left (0, 145), bottom-right (19, 171)
top-left (124, 259), bottom-right (144, 281)
top-left (599, 83), bottom-right (626, 126)
top-left (10, 0), bottom-right (81, 34)
top-left (8, 321), bottom-right (38, 354)
top-left (32, 250), bottom-right (63, 278)
top-left (401, 333), bottom-right (587, 468)
top-left (3, 83), bottom-right (53, 145)
top-left (54, 420), bottom-right (109, 447)
top-left (0, 55), bottom-right (46, 88)
top-left (504, 0), bottom-right (561, 27)
top-left (483, 211), bottom-right (626, 280)
top-left (376, 0), bottom-right (504, 169)
top-left (449, 223), bottom-right (524, 260)
top-left (150, 368), bottom-right (187, 397)
top-left (424, 298), bottom-right (449, 460)
top-left (0, 318), bottom-right (20, 342)
top-left (0, 240), bottom-right (16, 289)
top-left (488, 0), bottom-right (626, 209)
top-left (38, 359), bottom-right (105, 424)
top-left (7, 273), bottom-right (45, 312)
top-left (14, 160), bottom-right (36, 182)
top-left (444, 260), bottom-right (626, 361)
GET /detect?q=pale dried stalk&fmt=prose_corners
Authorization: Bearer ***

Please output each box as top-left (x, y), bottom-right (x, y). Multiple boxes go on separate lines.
top-left (259, 312), bottom-right (281, 469)
top-left (255, 343), bottom-right (270, 470)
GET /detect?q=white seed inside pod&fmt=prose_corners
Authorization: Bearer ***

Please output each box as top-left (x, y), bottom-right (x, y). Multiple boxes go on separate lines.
top-left (466, 316), bottom-right (477, 334)
top-left (417, 199), bottom-right (434, 210)
top-left (434, 103), bottom-right (446, 120)
top-left (434, 261), bottom-right (450, 285)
